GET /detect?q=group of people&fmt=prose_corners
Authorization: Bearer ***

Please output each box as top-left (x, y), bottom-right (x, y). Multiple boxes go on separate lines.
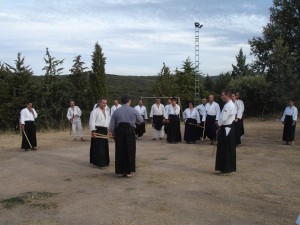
top-left (19, 92), bottom-right (297, 177)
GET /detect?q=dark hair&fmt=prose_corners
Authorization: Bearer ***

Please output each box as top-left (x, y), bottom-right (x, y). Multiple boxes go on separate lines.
top-left (27, 100), bottom-right (33, 104)
top-left (98, 97), bottom-right (107, 103)
top-left (188, 101), bottom-right (194, 107)
top-left (222, 90), bottom-right (232, 96)
top-left (121, 95), bottom-right (131, 104)
top-left (171, 97), bottom-right (176, 101)
top-left (113, 98), bottom-right (118, 101)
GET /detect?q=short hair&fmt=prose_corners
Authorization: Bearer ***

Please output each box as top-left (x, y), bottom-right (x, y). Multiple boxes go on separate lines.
top-left (171, 97), bottom-right (176, 101)
top-left (188, 101), bottom-right (194, 107)
top-left (121, 95), bottom-right (131, 104)
top-left (27, 101), bottom-right (33, 105)
top-left (98, 97), bottom-right (107, 103)
top-left (222, 90), bottom-right (232, 96)
top-left (113, 98), bottom-right (118, 101)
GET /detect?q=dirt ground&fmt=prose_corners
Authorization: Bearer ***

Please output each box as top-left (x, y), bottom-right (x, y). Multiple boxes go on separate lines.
top-left (0, 120), bottom-right (299, 225)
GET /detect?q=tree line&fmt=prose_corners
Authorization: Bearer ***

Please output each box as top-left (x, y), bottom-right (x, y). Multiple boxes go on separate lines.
top-left (0, 0), bottom-right (299, 131)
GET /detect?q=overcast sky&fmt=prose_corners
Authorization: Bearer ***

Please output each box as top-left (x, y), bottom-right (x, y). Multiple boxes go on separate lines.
top-left (0, 0), bottom-right (273, 76)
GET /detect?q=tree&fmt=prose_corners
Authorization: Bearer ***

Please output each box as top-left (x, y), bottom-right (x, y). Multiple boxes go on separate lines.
top-left (42, 48), bottom-right (64, 76)
top-left (175, 58), bottom-right (198, 106)
top-left (153, 62), bottom-right (176, 97)
top-left (203, 74), bottom-right (214, 92)
top-left (214, 72), bottom-right (232, 95)
top-left (90, 42), bottom-right (107, 103)
top-left (249, 0), bottom-right (300, 103)
top-left (231, 48), bottom-right (250, 77)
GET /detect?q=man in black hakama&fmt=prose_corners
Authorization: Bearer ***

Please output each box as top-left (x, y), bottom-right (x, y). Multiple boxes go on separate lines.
top-left (205, 95), bottom-right (220, 145)
top-left (281, 99), bottom-right (298, 146)
top-left (134, 99), bottom-right (148, 138)
top-left (235, 92), bottom-right (245, 146)
top-left (20, 101), bottom-right (38, 151)
top-left (109, 95), bottom-right (144, 177)
top-left (215, 90), bottom-right (237, 175)
top-left (165, 97), bottom-right (181, 143)
top-left (89, 98), bottom-right (111, 168)
top-left (183, 101), bottom-right (200, 143)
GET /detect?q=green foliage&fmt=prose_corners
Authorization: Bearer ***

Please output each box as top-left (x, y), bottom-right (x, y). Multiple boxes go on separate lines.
top-left (153, 62), bottom-right (176, 97)
top-left (90, 42), bottom-right (107, 103)
top-left (232, 48), bottom-right (250, 77)
top-left (42, 48), bottom-right (64, 76)
top-left (228, 75), bottom-right (271, 116)
top-left (249, 0), bottom-right (300, 104)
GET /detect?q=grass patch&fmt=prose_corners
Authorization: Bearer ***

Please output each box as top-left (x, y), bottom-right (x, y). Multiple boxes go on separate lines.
top-left (1, 192), bottom-right (58, 210)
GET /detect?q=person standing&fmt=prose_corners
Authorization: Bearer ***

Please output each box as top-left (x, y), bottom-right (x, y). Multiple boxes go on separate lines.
top-left (109, 95), bottom-right (144, 177)
top-left (183, 101), bottom-right (200, 144)
top-left (235, 92), bottom-right (245, 145)
top-left (163, 98), bottom-right (172, 134)
top-left (205, 95), bottom-right (220, 145)
top-left (231, 93), bottom-right (239, 147)
top-left (195, 98), bottom-right (207, 140)
top-left (134, 98), bottom-right (148, 139)
top-left (215, 90), bottom-right (237, 175)
top-left (165, 97), bottom-right (181, 143)
top-left (89, 98), bottom-right (111, 168)
top-left (67, 100), bottom-right (84, 141)
top-left (110, 98), bottom-right (121, 116)
top-left (20, 101), bottom-right (38, 151)
top-left (149, 98), bottom-right (165, 141)
top-left (281, 99), bottom-right (298, 146)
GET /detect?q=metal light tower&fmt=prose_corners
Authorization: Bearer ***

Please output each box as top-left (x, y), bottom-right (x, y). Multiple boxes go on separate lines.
top-left (194, 22), bottom-right (203, 105)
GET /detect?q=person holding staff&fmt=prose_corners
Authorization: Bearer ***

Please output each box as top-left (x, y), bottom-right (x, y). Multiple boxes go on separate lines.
top-left (281, 99), bottom-right (298, 146)
top-left (20, 101), bottom-right (38, 151)
top-left (183, 101), bottom-right (200, 144)
top-left (195, 98), bottom-right (207, 140)
top-left (67, 100), bottom-right (84, 141)
top-left (215, 90), bottom-right (237, 175)
top-left (89, 98), bottom-right (111, 168)
top-left (109, 95), bottom-right (143, 177)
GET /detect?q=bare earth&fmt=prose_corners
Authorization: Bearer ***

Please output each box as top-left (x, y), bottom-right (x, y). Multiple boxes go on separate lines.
top-left (0, 120), bottom-right (299, 225)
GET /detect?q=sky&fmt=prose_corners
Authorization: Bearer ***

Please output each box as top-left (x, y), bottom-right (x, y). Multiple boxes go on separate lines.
top-left (0, 0), bottom-right (273, 76)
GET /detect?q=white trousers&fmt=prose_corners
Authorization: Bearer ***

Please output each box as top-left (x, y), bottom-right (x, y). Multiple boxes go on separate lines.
top-left (71, 118), bottom-right (83, 137)
top-left (153, 126), bottom-right (164, 138)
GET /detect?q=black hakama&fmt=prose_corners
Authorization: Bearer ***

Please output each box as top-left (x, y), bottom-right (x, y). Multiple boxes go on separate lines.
top-left (215, 125), bottom-right (236, 173)
top-left (153, 115), bottom-right (163, 131)
top-left (234, 118), bottom-right (244, 145)
top-left (135, 116), bottom-right (145, 137)
top-left (167, 115), bottom-right (181, 143)
top-left (197, 115), bottom-right (205, 140)
top-left (282, 115), bottom-right (296, 142)
top-left (115, 123), bottom-right (136, 174)
top-left (205, 115), bottom-right (217, 141)
top-left (90, 126), bottom-right (110, 167)
top-left (184, 118), bottom-right (198, 143)
top-left (21, 121), bottom-right (37, 150)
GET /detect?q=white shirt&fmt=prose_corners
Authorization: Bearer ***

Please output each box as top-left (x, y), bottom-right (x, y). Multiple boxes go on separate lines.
top-left (236, 99), bottom-right (245, 119)
top-left (93, 103), bottom-right (110, 113)
top-left (165, 104), bottom-right (180, 119)
top-left (150, 103), bottom-right (165, 117)
top-left (218, 100), bottom-right (236, 126)
top-left (281, 106), bottom-right (298, 122)
top-left (111, 104), bottom-right (122, 116)
top-left (164, 104), bottom-right (171, 118)
top-left (195, 104), bottom-right (207, 122)
top-left (183, 108), bottom-right (200, 123)
top-left (89, 107), bottom-right (111, 131)
top-left (20, 108), bottom-right (38, 124)
top-left (205, 102), bottom-right (220, 120)
top-left (67, 106), bottom-right (82, 121)
top-left (134, 105), bottom-right (148, 119)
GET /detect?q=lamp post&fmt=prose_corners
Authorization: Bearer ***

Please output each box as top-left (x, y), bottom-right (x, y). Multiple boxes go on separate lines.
top-left (194, 22), bottom-right (203, 105)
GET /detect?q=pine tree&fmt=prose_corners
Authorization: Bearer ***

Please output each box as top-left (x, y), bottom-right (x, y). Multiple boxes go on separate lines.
top-left (231, 48), bottom-right (249, 77)
top-left (153, 62), bottom-right (176, 97)
top-left (42, 48), bottom-right (64, 76)
top-left (90, 42), bottom-right (107, 103)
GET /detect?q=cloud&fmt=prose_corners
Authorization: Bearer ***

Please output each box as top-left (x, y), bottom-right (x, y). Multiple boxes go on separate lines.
top-left (0, 0), bottom-right (272, 75)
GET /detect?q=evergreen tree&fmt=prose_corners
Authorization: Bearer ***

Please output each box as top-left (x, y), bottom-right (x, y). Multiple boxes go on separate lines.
top-left (153, 62), bottom-right (176, 97)
top-left (90, 42), bottom-right (107, 103)
top-left (231, 48), bottom-right (249, 77)
top-left (42, 48), bottom-right (64, 76)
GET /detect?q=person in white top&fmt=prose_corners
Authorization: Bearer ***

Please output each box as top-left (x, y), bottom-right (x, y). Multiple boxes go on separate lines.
top-left (281, 99), bottom-right (298, 146)
top-left (93, 101), bottom-right (110, 113)
top-left (195, 98), bottom-right (207, 140)
top-left (67, 100), bottom-right (84, 141)
top-left (149, 98), bottom-right (165, 140)
top-left (134, 99), bottom-right (148, 138)
top-left (231, 93), bottom-right (239, 147)
top-left (183, 101), bottom-right (200, 143)
top-left (89, 98), bottom-right (111, 167)
top-left (215, 90), bottom-right (237, 175)
top-left (205, 95), bottom-right (221, 144)
top-left (20, 101), bottom-right (38, 151)
top-left (235, 92), bottom-right (245, 145)
top-left (110, 98), bottom-right (122, 116)
top-left (165, 97), bottom-right (181, 143)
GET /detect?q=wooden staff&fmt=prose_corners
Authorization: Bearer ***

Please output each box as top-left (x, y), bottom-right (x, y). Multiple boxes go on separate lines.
top-left (188, 123), bottom-right (204, 128)
top-left (22, 129), bottom-right (33, 149)
top-left (201, 122), bottom-right (206, 142)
